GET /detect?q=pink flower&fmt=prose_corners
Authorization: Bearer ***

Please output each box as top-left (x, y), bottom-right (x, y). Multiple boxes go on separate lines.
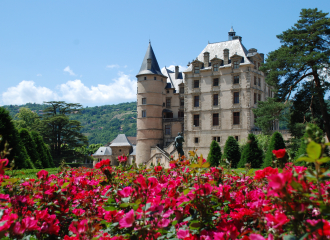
top-left (266, 212), bottom-right (290, 229)
top-left (118, 155), bottom-right (127, 163)
top-left (249, 234), bottom-right (274, 240)
top-left (177, 229), bottom-right (190, 239)
top-left (267, 171), bottom-right (292, 191)
top-left (157, 218), bottom-right (170, 228)
top-left (36, 170), bottom-right (48, 180)
top-left (69, 219), bottom-right (88, 235)
top-left (0, 212), bottom-right (18, 232)
top-left (272, 149), bottom-right (286, 159)
top-left (13, 221), bottom-right (25, 235)
top-left (72, 209), bottom-right (86, 216)
top-left (0, 158), bottom-right (9, 175)
top-left (22, 217), bottom-right (40, 231)
top-left (118, 187), bottom-right (133, 198)
top-left (254, 167), bottom-right (278, 180)
top-left (119, 209), bottom-right (135, 228)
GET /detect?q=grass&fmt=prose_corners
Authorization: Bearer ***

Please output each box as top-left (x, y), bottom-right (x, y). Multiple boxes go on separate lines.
top-left (5, 168), bottom-right (59, 179)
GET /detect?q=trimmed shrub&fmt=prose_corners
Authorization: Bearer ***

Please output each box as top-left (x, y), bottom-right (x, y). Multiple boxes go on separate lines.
top-left (207, 140), bottom-right (222, 167)
top-left (19, 128), bottom-right (43, 169)
top-left (0, 107), bottom-right (34, 169)
top-left (237, 134), bottom-right (263, 169)
top-left (223, 136), bottom-right (241, 168)
top-left (43, 143), bottom-right (55, 168)
top-left (31, 131), bottom-right (51, 168)
top-left (262, 132), bottom-right (286, 168)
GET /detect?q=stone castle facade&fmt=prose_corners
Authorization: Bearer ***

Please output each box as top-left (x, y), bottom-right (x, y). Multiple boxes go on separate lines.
top-left (135, 27), bottom-right (277, 167)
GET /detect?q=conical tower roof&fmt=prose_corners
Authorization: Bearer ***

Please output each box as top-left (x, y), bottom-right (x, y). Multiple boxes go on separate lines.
top-left (136, 42), bottom-right (165, 77)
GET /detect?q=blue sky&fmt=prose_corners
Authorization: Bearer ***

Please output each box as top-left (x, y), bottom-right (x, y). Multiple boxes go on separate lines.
top-left (0, 0), bottom-right (329, 107)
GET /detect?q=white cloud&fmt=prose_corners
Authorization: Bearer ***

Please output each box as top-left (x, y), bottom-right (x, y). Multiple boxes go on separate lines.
top-left (106, 64), bottom-right (120, 69)
top-left (63, 66), bottom-right (76, 76)
top-left (1, 72), bottom-right (137, 106)
top-left (162, 65), bottom-right (187, 72)
top-left (1, 81), bottom-right (58, 105)
top-left (37, 74), bottom-right (42, 77)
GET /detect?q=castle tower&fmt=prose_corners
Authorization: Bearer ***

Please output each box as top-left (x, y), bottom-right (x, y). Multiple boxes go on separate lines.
top-left (136, 42), bottom-right (167, 165)
top-left (228, 26), bottom-right (236, 40)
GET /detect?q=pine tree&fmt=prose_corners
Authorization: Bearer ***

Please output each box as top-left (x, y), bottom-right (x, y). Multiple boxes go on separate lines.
top-left (31, 131), bottom-right (51, 168)
top-left (237, 134), bottom-right (263, 169)
top-left (263, 132), bottom-right (286, 168)
top-left (223, 136), bottom-right (241, 168)
top-left (19, 129), bottom-right (43, 169)
top-left (0, 107), bottom-right (35, 169)
top-left (207, 140), bottom-right (222, 167)
top-left (43, 143), bottom-right (55, 168)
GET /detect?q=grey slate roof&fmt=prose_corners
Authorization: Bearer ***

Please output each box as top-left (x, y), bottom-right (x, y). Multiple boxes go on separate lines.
top-left (93, 147), bottom-right (112, 156)
top-left (161, 67), bottom-right (184, 92)
top-left (184, 39), bottom-right (252, 72)
top-left (136, 42), bottom-right (165, 77)
top-left (110, 134), bottom-right (132, 147)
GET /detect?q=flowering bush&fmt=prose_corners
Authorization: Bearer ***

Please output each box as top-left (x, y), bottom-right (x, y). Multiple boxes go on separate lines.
top-left (0, 142), bottom-right (330, 239)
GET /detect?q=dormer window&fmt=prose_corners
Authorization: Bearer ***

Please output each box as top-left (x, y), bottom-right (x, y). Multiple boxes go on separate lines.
top-left (233, 61), bottom-right (239, 69)
top-left (213, 64), bottom-right (219, 72)
top-left (194, 66), bottom-right (200, 74)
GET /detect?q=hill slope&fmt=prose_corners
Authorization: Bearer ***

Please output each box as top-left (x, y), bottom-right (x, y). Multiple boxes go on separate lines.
top-left (3, 102), bottom-right (137, 145)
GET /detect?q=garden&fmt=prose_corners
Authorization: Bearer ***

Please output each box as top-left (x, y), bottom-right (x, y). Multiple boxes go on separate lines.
top-left (1, 137), bottom-right (330, 240)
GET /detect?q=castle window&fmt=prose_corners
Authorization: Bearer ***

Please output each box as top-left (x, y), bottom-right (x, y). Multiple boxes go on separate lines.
top-left (165, 125), bottom-right (171, 135)
top-left (233, 75), bottom-right (239, 84)
top-left (178, 110), bottom-right (184, 118)
top-left (233, 61), bottom-right (239, 69)
top-left (213, 113), bottom-right (219, 126)
top-left (194, 66), bottom-right (200, 74)
top-left (213, 78), bottom-right (219, 86)
top-left (233, 92), bottom-right (239, 104)
top-left (258, 94), bottom-right (261, 102)
top-left (254, 76), bottom-right (257, 85)
top-left (213, 136), bottom-right (220, 142)
top-left (154, 77), bottom-right (156, 80)
top-left (194, 137), bottom-right (199, 143)
top-left (142, 98), bottom-right (146, 105)
top-left (213, 64), bottom-right (219, 72)
top-left (144, 77), bottom-right (147, 80)
top-left (194, 96), bottom-right (199, 107)
top-left (194, 80), bottom-right (199, 88)
top-left (166, 98), bottom-right (171, 108)
top-left (254, 93), bottom-right (257, 104)
top-left (180, 98), bottom-right (184, 107)
top-left (235, 136), bottom-right (239, 141)
top-left (258, 78), bottom-right (261, 86)
top-left (163, 102), bottom-right (165, 107)
top-left (142, 110), bottom-right (146, 118)
top-left (233, 112), bottom-right (240, 125)
top-left (213, 94), bottom-right (218, 106)
top-left (180, 86), bottom-right (184, 93)
top-left (193, 114), bottom-right (199, 127)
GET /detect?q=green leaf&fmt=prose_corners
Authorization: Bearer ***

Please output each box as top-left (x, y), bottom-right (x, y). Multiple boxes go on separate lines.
top-left (283, 235), bottom-right (297, 240)
top-left (61, 182), bottom-right (70, 189)
top-left (142, 202), bottom-right (151, 211)
top-left (306, 141), bottom-right (321, 159)
top-left (120, 203), bottom-right (130, 208)
top-left (103, 206), bottom-right (116, 211)
top-left (183, 189), bottom-right (190, 195)
top-left (296, 156), bottom-right (315, 163)
top-left (202, 162), bottom-right (210, 168)
top-left (317, 157), bottom-right (330, 164)
top-left (189, 164), bottom-right (200, 168)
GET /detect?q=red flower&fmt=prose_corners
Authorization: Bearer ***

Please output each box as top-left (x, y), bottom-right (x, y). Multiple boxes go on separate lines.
top-left (36, 170), bottom-right (48, 180)
top-left (154, 166), bottom-right (162, 172)
top-left (118, 155), bottom-right (127, 163)
top-left (0, 158), bottom-right (8, 175)
top-left (272, 149), bottom-right (286, 159)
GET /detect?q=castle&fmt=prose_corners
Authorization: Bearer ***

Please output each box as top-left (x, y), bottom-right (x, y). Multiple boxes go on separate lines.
top-left (93, 28), bottom-right (276, 168)
top-left (136, 27), bottom-right (276, 167)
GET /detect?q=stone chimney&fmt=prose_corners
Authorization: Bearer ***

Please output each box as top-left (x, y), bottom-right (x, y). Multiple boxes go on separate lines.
top-left (147, 58), bottom-right (152, 70)
top-left (224, 49), bottom-right (229, 65)
top-left (175, 66), bottom-right (179, 79)
top-left (203, 52), bottom-right (210, 68)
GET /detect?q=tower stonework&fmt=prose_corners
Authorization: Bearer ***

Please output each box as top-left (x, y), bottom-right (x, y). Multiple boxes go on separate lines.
top-left (136, 43), bottom-right (167, 165)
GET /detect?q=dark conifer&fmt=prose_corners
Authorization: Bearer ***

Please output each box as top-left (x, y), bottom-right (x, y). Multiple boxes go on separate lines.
top-left (207, 140), bottom-right (222, 167)
top-left (19, 129), bottom-right (43, 169)
top-left (223, 136), bottom-right (241, 168)
top-left (31, 131), bottom-right (51, 168)
top-left (237, 134), bottom-right (263, 169)
top-left (263, 132), bottom-right (286, 168)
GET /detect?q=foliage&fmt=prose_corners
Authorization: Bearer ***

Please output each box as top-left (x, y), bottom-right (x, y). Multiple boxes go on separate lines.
top-left (19, 128), bottom-right (43, 169)
top-left (237, 134), bottom-right (263, 168)
top-left (223, 136), bottom-right (240, 168)
top-left (255, 133), bottom-right (271, 153)
top-left (263, 132), bottom-right (286, 168)
top-left (0, 107), bottom-right (34, 169)
top-left (44, 142), bottom-right (55, 168)
top-left (13, 107), bottom-right (41, 132)
top-left (206, 140), bottom-right (222, 167)
top-left (259, 8), bottom-right (330, 141)
top-left (31, 131), bottom-right (51, 168)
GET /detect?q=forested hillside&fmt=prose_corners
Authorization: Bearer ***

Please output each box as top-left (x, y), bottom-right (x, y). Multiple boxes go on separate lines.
top-left (3, 102), bottom-right (137, 145)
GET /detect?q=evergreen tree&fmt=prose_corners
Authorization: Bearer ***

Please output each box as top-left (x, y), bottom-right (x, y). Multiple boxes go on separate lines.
top-left (223, 136), bottom-right (240, 168)
top-left (31, 131), bottom-right (51, 168)
top-left (237, 134), bottom-right (263, 169)
top-left (263, 132), bottom-right (286, 168)
top-left (19, 129), bottom-right (43, 169)
top-left (0, 107), bottom-right (35, 169)
top-left (207, 140), bottom-right (222, 167)
top-left (43, 143), bottom-right (55, 168)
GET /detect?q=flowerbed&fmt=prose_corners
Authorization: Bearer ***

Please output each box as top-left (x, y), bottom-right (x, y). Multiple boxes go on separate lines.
top-left (1, 145), bottom-right (330, 239)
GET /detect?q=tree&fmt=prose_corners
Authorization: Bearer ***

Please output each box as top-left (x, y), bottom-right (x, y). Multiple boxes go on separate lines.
top-left (19, 129), bottom-right (43, 169)
top-left (39, 101), bottom-right (88, 164)
top-left (263, 132), bottom-right (286, 168)
top-left (0, 107), bottom-right (35, 169)
top-left (13, 107), bottom-right (41, 132)
top-left (207, 140), bottom-right (222, 167)
top-left (31, 131), bottom-right (51, 168)
top-left (223, 136), bottom-right (240, 168)
top-left (237, 134), bottom-right (263, 169)
top-left (258, 8), bottom-right (330, 141)
top-left (43, 143), bottom-right (55, 168)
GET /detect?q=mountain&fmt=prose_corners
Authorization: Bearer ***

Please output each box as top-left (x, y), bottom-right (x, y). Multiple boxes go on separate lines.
top-left (3, 102), bottom-right (137, 145)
